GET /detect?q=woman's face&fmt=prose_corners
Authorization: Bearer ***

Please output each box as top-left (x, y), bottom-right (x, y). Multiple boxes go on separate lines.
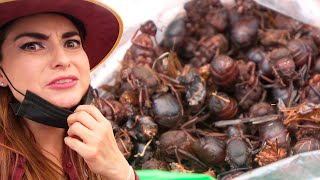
top-left (0, 14), bottom-right (90, 108)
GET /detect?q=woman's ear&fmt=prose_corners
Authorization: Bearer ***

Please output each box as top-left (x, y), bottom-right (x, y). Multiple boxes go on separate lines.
top-left (0, 66), bottom-right (8, 87)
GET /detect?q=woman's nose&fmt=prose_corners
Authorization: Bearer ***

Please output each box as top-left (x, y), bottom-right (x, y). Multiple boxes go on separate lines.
top-left (50, 47), bottom-right (72, 69)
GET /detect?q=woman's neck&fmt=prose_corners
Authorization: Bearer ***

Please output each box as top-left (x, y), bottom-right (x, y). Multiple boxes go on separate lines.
top-left (23, 118), bottom-right (65, 167)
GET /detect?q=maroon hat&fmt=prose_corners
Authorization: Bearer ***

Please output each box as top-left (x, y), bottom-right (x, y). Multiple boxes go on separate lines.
top-left (0, 0), bottom-right (123, 70)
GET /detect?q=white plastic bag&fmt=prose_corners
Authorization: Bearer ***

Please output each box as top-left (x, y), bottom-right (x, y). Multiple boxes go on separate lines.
top-left (254, 0), bottom-right (320, 29)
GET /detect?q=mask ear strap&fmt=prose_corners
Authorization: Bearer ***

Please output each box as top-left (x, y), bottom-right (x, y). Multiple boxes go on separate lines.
top-left (0, 66), bottom-right (25, 96)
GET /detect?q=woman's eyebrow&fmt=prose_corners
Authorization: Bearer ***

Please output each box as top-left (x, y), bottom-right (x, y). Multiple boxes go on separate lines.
top-left (13, 31), bottom-right (80, 41)
top-left (62, 31), bottom-right (80, 39)
top-left (14, 32), bottom-right (49, 41)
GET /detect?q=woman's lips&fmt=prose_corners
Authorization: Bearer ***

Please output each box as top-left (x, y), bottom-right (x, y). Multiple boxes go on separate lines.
top-left (48, 76), bottom-right (78, 89)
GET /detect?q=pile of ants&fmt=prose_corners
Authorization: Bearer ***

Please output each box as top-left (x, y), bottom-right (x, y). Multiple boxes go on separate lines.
top-left (92, 0), bottom-right (320, 179)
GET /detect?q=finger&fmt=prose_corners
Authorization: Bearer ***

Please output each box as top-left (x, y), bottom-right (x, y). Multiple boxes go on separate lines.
top-left (67, 122), bottom-right (94, 144)
top-left (64, 136), bottom-right (92, 158)
top-left (67, 110), bottom-right (98, 130)
top-left (75, 105), bottom-right (106, 123)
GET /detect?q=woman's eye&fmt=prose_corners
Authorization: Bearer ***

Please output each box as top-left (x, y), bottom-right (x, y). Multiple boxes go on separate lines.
top-left (65, 40), bottom-right (81, 48)
top-left (20, 42), bottom-right (44, 51)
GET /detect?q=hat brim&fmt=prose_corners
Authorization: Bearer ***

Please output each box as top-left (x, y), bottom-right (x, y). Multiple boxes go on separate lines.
top-left (0, 0), bottom-right (123, 70)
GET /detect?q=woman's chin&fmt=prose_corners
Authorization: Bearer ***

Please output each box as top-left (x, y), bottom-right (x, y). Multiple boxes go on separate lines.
top-left (50, 97), bottom-right (82, 109)
top-left (44, 88), bottom-right (88, 109)
top-left (59, 103), bottom-right (79, 110)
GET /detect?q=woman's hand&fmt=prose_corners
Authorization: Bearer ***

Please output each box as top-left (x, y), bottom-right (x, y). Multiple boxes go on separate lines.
top-left (64, 105), bottom-right (131, 180)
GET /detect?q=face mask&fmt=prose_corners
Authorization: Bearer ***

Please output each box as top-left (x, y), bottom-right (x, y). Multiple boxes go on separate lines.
top-left (9, 88), bottom-right (93, 129)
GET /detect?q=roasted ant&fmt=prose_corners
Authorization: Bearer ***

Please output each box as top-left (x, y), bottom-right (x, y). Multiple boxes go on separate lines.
top-left (126, 115), bottom-right (158, 142)
top-left (115, 130), bottom-right (134, 159)
top-left (195, 23), bottom-right (218, 39)
top-left (237, 60), bottom-right (256, 87)
top-left (241, 63), bottom-right (259, 81)
top-left (176, 65), bottom-right (207, 113)
top-left (176, 37), bottom-right (198, 63)
top-left (191, 136), bottom-right (226, 166)
top-left (272, 81), bottom-right (300, 107)
top-left (225, 126), bottom-right (253, 169)
top-left (303, 74), bottom-right (320, 104)
top-left (235, 60), bottom-right (265, 110)
top-left (119, 90), bottom-right (139, 107)
top-left (124, 20), bottom-right (159, 67)
top-left (191, 34), bottom-right (229, 67)
top-left (158, 130), bottom-right (193, 157)
top-left (302, 25), bottom-right (320, 47)
top-left (121, 64), bottom-right (184, 118)
top-left (232, 0), bottom-right (257, 15)
top-left (152, 52), bottom-right (184, 80)
top-left (292, 137), bottom-right (320, 155)
top-left (110, 0), bottom-right (320, 176)
top-left (259, 29), bottom-right (291, 46)
top-left (231, 16), bottom-right (259, 48)
top-left (151, 93), bottom-right (182, 129)
top-left (158, 130), bottom-right (207, 167)
top-left (273, 57), bottom-right (297, 81)
top-left (235, 81), bottom-right (265, 111)
top-left (246, 47), bottom-right (266, 64)
top-left (245, 102), bottom-right (275, 136)
top-left (120, 64), bottom-right (160, 115)
top-left (259, 48), bottom-right (299, 88)
top-left (294, 122), bottom-right (320, 140)
top-left (184, 0), bottom-right (222, 24)
top-left (287, 37), bottom-right (318, 75)
top-left (118, 90), bottom-right (140, 118)
top-left (258, 120), bottom-right (290, 149)
top-left (249, 102), bottom-right (275, 118)
top-left (273, 13), bottom-right (303, 33)
top-left (160, 18), bottom-right (186, 51)
top-left (205, 7), bottom-right (229, 32)
top-left (91, 90), bottom-right (127, 125)
top-left (208, 92), bottom-right (238, 120)
top-left (314, 57), bottom-right (320, 73)
top-left (210, 55), bottom-right (239, 89)
top-left (268, 48), bottom-right (296, 82)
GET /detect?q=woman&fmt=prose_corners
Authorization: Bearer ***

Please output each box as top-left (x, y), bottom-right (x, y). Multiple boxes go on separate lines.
top-left (0, 0), bottom-right (139, 179)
